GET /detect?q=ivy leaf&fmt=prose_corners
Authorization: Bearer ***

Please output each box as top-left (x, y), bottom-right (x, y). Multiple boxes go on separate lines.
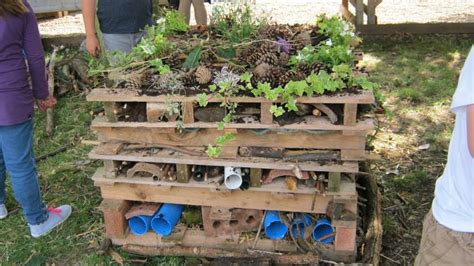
top-left (265, 86), bottom-right (282, 101)
top-left (270, 105), bottom-right (285, 117)
top-left (285, 97), bottom-right (298, 112)
top-left (182, 47), bottom-right (202, 69)
top-left (240, 72), bottom-right (253, 83)
top-left (159, 65), bottom-right (171, 75)
top-left (293, 80), bottom-right (307, 96)
top-left (354, 76), bottom-right (379, 91)
top-left (217, 47), bottom-right (236, 59)
top-left (209, 84), bottom-right (217, 92)
top-left (216, 132), bottom-right (235, 145)
top-left (206, 145), bottom-right (222, 158)
top-left (197, 93), bottom-right (208, 107)
top-left (148, 58), bottom-right (164, 69)
top-left (217, 121), bottom-right (225, 130)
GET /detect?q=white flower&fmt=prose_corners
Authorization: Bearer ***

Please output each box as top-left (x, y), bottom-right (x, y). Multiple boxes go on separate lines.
top-left (325, 38), bottom-right (333, 46)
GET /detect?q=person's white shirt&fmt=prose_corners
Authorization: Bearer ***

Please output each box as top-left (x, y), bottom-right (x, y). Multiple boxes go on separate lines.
top-left (432, 46), bottom-right (474, 233)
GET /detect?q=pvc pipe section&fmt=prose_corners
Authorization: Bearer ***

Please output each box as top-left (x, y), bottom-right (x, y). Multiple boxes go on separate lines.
top-left (151, 203), bottom-right (185, 236)
top-left (224, 167), bottom-right (242, 190)
top-left (290, 213), bottom-right (312, 239)
top-left (263, 211), bottom-right (288, 240)
top-left (128, 215), bottom-right (153, 236)
top-left (312, 218), bottom-right (335, 244)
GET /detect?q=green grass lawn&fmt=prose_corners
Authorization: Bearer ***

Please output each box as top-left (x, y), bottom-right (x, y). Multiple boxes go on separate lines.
top-left (362, 35), bottom-right (472, 265)
top-left (0, 35), bottom-right (472, 264)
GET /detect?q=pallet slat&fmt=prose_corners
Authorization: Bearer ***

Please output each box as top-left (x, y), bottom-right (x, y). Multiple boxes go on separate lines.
top-left (86, 89), bottom-right (376, 104)
top-left (93, 169), bottom-right (356, 214)
top-left (93, 127), bottom-right (366, 150)
top-left (89, 148), bottom-right (360, 173)
top-left (91, 116), bottom-right (374, 131)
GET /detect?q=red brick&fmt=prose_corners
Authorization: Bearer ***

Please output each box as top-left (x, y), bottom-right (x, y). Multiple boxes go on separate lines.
top-left (335, 226), bottom-right (356, 252)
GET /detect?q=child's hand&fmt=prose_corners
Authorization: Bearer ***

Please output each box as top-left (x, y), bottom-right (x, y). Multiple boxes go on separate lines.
top-left (36, 95), bottom-right (57, 112)
top-left (86, 35), bottom-right (101, 57)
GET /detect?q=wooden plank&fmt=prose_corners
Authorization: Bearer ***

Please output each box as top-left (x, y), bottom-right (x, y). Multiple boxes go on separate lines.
top-left (367, 0), bottom-right (377, 25)
top-left (343, 104), bottom-right (358, 126)
top-left (103, 160), bottom-right (118, 178)
top-left (30, 0), bottom-right (82, 13)
top-left (89, 148), bottom-right (360, 173)
top-left (339, 5), bottom-right (355, 24)
top-left (358, 23), bottom-right (474, 35)
top-left (92, 167), bottom-right (357, 196)
top-left (250, 168), bottom-right (262, 187)
top-left (355, 0), bottom-right (364, 25)
top-left (103, 102), bottom-right (119, 122)
top-left (328, 172), bottom-right (341, 192)
top-left (341, 150), bottom-right (367, 161)
top-left (86, 89), bottom-right (376, 104)
top-left (113, 229), bottom-right (297, 253)
top-left (260, 102), bottom-right (273, 125)
top-left (342, 0), bottom-right (349, 8)
top-left (91, 116), bottom-right (375, 131)
top-left (93, 127), bottom-right (366, 150)
top-left (94, 171), bottom-right (356, 214)
top-left (182, 102), bottom-right (195, 124)
top-left (176, 164), bottom-right (191, 183)
top-left (123, 244), bottom-right (321, 264)
top-left (99, 199), bottom-right (131, 239)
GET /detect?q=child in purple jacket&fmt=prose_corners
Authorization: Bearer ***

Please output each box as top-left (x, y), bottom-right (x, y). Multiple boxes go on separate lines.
top-left (0, 0), bottom-right (71, 238)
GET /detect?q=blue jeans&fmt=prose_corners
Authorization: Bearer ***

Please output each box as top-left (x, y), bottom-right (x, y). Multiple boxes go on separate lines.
top-left (0, 118), bottom-right (48, 225)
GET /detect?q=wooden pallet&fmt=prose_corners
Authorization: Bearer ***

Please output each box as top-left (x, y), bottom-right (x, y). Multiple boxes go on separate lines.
top-left (100, 198), bottom-right (358, 263)
top-left (87, 89), bottom-right (375, 130)
top-left (91, 126), bottom-right (368, 162)
top-left (89, 143), bottom-right (361, 173)
top-left (93, 168), bottom-right (357, 215)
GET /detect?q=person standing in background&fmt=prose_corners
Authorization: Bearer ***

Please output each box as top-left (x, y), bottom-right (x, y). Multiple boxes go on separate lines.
top-left (82, 0), bottom-right (154, 56)
top-left (179, 0), bottom-right (207, 25)
top-left (0, 0), bottom-right (72, 238)
top-left (414, 47), bottom-right (474, 265)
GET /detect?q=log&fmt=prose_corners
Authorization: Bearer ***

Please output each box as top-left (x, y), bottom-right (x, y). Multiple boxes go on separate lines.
top-left (122, 244), bottom-right (319, 264)
top-left (312, 103), bottom-right (338, 124)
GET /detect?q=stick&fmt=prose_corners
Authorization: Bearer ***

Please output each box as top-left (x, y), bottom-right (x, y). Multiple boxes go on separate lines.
top-left (36, 144), bottom-right (71, 162)
top-left (252, 210), bottom-right (266, 249)
top-left (124, 143), bottom-right (204, 157)
top-left (46, 47), bottom-right (59, 137)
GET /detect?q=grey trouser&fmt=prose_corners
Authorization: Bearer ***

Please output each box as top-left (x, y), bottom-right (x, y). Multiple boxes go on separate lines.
top-left (102, 32), bottom-right (145, 54)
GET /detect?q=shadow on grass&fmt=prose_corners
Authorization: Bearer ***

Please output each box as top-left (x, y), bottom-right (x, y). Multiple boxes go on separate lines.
top-left (361, 35), bottom-right (472, 265)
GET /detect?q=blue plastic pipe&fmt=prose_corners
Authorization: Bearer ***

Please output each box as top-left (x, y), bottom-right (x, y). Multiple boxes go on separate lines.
top-left (151, 203), bottom-right (185, 236)
top-left (290, 213), bottom-right (312, 239)
top-left (128, 215), bottom-right (152, 235)
top-left (263, 211), bottom-right (288, 240)
top-left (312, 218), bottom-right (335, 244)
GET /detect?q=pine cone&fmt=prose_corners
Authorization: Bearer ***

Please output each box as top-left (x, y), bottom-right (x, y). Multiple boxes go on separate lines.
top-left (180, 70), bottom-right (196, 86)
top-left (260, 25), bottom-right (292, 40)
top-left (256, 52), bottom-right (279, 66)
top-left (195, 66), bottom-right (212, 85)
top-left (253, 63), bottom-right (272, 78)
top-left (125, 72), bottom-right (144, 90)
top-left (278, 53), bottom-right (290, 66)
top-left (279, 70), bottom-right (306, 86)
top-left (165, 53), bottom-right (182, 68)
top-left (259, 40), bottom-right (277, 53)
top-left (297, 61), bottom-right (329, 75)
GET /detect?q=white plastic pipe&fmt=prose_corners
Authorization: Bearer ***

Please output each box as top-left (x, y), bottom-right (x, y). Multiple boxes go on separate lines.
top-left (224, 167), bottom-right (242, 190)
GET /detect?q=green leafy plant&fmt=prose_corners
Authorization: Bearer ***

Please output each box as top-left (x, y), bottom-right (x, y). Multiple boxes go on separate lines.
top-left (210, 4), bottom-right (266, 43)
top-left (164, 10), bottom-right (189, 35)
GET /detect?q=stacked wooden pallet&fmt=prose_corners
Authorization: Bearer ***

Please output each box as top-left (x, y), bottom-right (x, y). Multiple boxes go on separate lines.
top-left (87, 87), bottom-right (375, 263)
